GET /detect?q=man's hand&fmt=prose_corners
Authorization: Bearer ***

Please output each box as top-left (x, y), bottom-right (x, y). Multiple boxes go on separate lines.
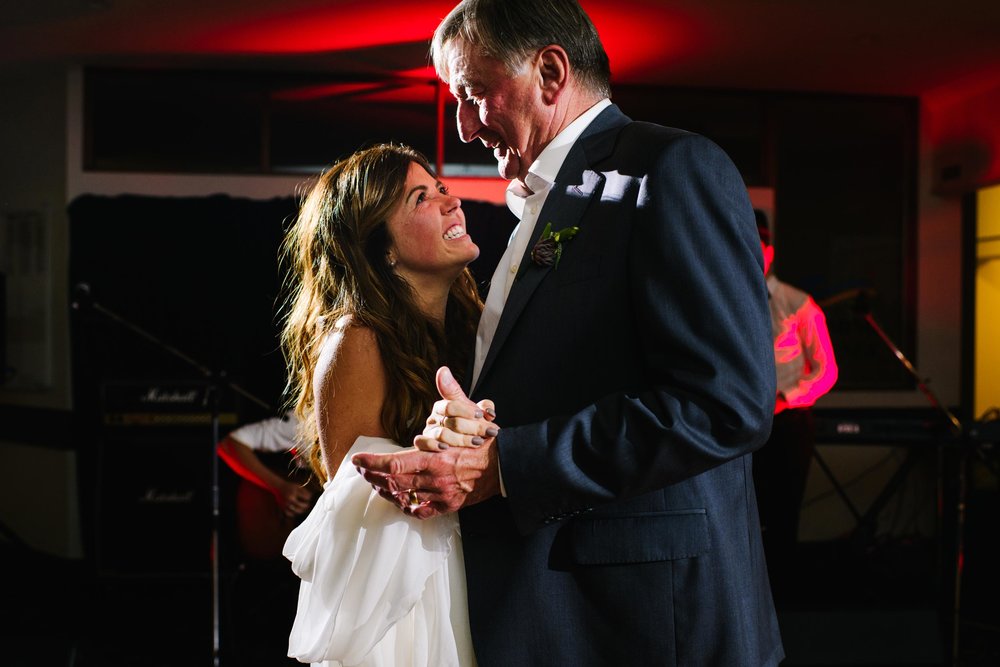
top-left (351, 366), bottom-right (501, 519)
top-left (352, 443), bottom-right (499, 519)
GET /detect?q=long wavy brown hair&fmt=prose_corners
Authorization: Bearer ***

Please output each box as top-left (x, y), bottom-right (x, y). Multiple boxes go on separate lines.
top-left (280, 144), bottom-right (482, 481)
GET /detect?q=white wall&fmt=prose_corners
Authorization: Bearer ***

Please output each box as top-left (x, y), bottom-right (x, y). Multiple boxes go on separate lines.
top-left (0, 440), bottom-right (82, 557)
top-left (0, 65), bottom-right (71, 410)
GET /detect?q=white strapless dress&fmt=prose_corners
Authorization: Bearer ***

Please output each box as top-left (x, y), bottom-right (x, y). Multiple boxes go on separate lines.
top-left (283, 436), bottom-right (476, 667)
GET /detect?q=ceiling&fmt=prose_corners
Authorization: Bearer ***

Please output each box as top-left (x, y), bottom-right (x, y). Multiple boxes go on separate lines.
top-left (2, 0), bottom-right (1000, 98)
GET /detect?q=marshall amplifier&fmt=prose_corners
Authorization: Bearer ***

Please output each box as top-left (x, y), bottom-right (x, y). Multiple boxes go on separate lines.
top-left (101, 380), bottom-right (239, 428)
top-left (95, 381), bottom-right (237, 576)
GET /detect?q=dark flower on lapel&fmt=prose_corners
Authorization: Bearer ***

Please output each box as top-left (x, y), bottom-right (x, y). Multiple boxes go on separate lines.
top-left (530, 223), bottom-right (579, 268)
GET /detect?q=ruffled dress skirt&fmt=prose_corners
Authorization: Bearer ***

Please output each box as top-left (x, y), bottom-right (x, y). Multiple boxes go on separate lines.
top-left (283, 436), bottom-right (476, 667)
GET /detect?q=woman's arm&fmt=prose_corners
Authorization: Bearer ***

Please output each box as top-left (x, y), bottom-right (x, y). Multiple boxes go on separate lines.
top-left (314, 320), bottom-right (390, 479)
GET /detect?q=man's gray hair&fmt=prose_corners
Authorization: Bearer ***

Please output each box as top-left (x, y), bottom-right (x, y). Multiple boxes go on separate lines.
top-left (431, 0), bottom-right (611, 97)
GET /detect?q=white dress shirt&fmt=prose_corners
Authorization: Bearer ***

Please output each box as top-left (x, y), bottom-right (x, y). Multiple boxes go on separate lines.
top-left (470, 98), bottom-right (611, 390)
top-left (229, 412), bottom-right (300, 453)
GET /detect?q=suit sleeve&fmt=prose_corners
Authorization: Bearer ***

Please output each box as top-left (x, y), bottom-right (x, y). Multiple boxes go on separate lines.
top-left (497, 133), bottom-right (776, 532)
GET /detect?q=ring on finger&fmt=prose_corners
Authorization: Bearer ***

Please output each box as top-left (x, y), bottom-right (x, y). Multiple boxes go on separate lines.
top-left (407, 489), bottom-right (420, 506)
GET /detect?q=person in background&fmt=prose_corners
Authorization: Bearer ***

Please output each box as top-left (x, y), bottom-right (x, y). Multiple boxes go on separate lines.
top-left (217, 412), bottom-right (314, 666)
top-left (217, 412), bottom-right (314, 520)
top-left (753, 208), bottom-right (839, 603)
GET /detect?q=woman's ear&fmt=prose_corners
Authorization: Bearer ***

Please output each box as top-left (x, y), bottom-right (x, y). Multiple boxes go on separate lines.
top-left (537, 45), bottom-right (569, 104)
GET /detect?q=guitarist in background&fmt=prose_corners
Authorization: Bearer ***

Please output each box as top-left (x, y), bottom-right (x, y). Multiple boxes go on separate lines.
top-left (218, 413), bottom-right (314, 665)
top-left (753, 209), bottom-right (839, 605)
top-left (217, 413), bottom-right (318, 560)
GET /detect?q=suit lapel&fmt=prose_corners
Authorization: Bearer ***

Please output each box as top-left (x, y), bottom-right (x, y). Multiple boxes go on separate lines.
top-left (471, 105), bottom-right (630, 396)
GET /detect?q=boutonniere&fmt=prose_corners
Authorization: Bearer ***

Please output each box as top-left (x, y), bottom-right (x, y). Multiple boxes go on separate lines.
top-left (530, 223), bottom-right (579, 268)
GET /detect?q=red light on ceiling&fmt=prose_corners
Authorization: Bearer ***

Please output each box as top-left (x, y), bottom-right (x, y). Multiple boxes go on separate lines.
top-left (397, 66), bottom-right (437, 81)
top-left (180, 1), bottom-right (697, 86)
top-left (353, 85), bottom-right (437, 105)
top-left (585, 3), bottom-right (701, 84)
top-left (272, 80), bottom-right (436, 104)
top-left (184, 2), bottom-right (455, 54)
top-left (272, 81), bottom-right (383, 102)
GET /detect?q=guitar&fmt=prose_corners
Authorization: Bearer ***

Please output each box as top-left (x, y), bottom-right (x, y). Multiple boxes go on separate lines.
top-left (235, 452), bottom-right (321, 561)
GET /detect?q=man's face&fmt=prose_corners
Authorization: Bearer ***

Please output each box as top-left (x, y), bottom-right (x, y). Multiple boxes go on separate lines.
top-left (442, 41), bottom-right (546, 183)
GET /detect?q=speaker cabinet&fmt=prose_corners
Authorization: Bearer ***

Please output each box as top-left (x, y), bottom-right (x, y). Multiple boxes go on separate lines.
top-left (95, 427), bottom-right (215, 576)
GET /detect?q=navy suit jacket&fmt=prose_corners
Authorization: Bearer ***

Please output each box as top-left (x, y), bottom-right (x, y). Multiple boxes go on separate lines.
top-left (460, 105), bottom-right (783, 666)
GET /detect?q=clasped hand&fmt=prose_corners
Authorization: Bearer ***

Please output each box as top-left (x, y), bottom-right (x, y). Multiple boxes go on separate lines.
top-left (351, 367), bottom-right (500, 519)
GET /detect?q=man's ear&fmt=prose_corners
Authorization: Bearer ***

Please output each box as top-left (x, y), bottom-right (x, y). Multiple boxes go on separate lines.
top-left (537, 45), bottom-right (569, 104)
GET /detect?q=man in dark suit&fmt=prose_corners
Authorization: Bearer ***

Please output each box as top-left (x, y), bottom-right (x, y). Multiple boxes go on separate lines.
top-left (353, 0), bottom-right (782, 664)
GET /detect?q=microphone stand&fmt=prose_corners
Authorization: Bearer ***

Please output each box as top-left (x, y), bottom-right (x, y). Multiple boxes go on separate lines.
top-left (72, 284), bottom-right (271, 666)
top-left (854, 294), bottom-right (965, 665)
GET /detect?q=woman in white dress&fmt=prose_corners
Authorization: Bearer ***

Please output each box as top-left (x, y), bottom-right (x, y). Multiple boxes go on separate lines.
top-left (280, 144), bottom-right (484, 666)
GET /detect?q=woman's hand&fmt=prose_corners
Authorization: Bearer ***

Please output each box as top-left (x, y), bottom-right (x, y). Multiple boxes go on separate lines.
top-left (413, 367), bottom-right (499, 452)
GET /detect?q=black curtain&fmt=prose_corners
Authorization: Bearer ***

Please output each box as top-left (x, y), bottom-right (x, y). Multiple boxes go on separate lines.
top-left (68, 193), bottom-right (514, 420)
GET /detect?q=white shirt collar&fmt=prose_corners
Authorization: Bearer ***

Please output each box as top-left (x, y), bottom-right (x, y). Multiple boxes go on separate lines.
top-left (505, 98), bottom-right (611, 214)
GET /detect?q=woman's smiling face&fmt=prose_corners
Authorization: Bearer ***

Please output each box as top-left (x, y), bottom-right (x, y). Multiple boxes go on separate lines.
top-left (386, 161), bottom-right (480, 284)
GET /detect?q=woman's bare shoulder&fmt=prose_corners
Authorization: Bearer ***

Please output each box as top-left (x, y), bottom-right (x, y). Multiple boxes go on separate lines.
top-left (314, 315), bottom-right (386, 412)
top-left (316, 315), bottom-right (380, 377)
